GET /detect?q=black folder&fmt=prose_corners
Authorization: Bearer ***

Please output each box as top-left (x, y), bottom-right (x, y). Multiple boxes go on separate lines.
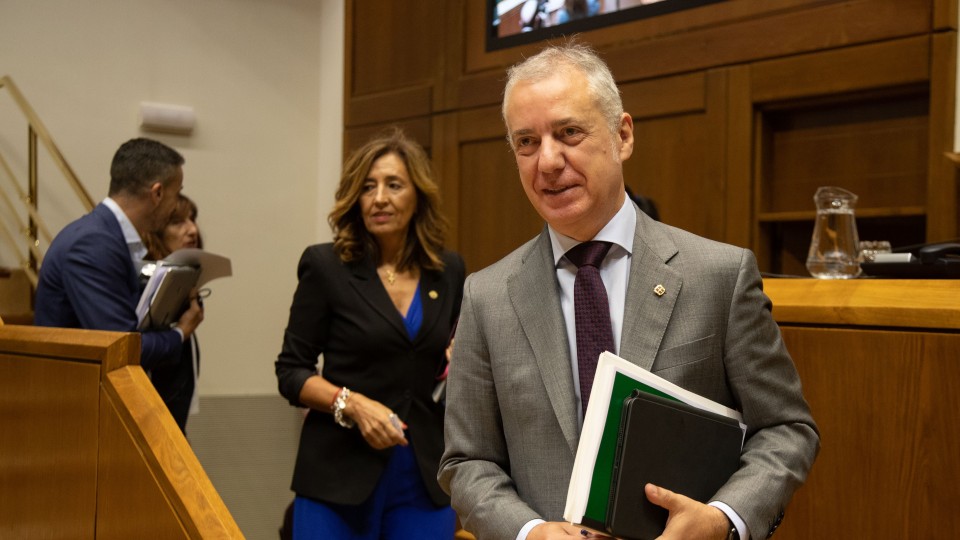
top-left (606, 389), bottom-right (743, 540)
top-left (138, 265), bottom-right (199, 330)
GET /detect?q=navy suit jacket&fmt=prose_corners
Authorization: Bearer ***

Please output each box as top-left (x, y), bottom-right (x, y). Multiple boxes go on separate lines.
top-left (35, 203), bottom-right (182, 371)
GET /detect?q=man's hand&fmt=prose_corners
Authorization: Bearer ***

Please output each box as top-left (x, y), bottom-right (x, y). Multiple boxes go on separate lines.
top-left (645, 483), bottom-right (730, 540)
top-left (529, 522), bottom-right (612, 539)
top-left (176, 292), bottom-right (204, 339)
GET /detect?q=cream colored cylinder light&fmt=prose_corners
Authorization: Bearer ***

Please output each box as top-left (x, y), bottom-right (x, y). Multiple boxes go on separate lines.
top-left (139, 101), bottom-right (195, 134)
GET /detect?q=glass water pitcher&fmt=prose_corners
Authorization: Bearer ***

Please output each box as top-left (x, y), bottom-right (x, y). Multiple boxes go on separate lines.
top-left (805, 186), bottom-right (862, 279)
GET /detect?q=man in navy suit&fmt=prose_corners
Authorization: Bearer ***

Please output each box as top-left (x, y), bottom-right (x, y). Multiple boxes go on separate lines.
top-left (35, 138), bottom-right (203, 372)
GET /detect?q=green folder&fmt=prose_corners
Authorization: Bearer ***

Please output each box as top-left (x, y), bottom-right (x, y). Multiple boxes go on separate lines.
top-left (579, 372), bottom-right (678, 529)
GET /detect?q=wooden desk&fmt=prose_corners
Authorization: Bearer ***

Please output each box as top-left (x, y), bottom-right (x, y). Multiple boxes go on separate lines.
top-left (0, 326), bottom-right (243, 539)
top-left (764, 279), bottom-right (960, 539)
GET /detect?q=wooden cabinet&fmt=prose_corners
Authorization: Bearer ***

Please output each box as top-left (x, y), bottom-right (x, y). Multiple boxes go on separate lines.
top-left (751, 35), bottom-right (944, 274)
top-left (763, 279), bottom-right (960, 539)
top-left (344, 0), bottom-right (958, 275)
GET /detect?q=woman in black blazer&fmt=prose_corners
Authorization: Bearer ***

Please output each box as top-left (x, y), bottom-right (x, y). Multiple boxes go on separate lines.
top-left (275, 129), bottom-right (465, 539)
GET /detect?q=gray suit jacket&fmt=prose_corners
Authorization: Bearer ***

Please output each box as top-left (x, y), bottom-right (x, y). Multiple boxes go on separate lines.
top-left (439, 210), bottom-right (819, 540)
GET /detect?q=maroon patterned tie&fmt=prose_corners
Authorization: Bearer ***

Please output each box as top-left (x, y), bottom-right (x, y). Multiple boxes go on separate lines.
top-left (565, 241), bottom-right (614, 415)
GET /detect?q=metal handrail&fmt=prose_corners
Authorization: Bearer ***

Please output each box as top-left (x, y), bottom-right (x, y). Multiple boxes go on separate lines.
top-left (0, 75), bottom-right (94, 284)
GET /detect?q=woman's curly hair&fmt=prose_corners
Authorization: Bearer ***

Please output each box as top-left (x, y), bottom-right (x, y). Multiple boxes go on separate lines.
top-left (328, 128), bottom-right (448, 271)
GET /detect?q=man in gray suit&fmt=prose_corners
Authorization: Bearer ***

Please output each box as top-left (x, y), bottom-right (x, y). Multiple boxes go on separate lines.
top-left (438, 43), bottom-right (819, 540)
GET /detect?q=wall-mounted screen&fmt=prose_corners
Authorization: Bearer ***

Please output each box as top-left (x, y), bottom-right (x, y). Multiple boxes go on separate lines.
top-left (488, 0), bottom-right (727, 51)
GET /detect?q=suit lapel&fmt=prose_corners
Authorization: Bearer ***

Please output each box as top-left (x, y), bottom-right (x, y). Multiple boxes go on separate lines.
top-left (348, 260), bottom-right (409, 341)
top-left (508, 228), bottom-right (580, 455)
top-left (619, 214), bottom-right (682, 371)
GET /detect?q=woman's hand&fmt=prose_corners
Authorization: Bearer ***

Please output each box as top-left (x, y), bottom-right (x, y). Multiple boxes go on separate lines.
top-left (344, 391), bottom-right (408, 450)
top-left (176, 289), bottom-right (204, 339)
top-left (445, 338), bottom-right (455, 363)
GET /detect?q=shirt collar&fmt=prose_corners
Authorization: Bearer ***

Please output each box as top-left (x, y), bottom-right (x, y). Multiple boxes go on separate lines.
top-left (102, 197), bottom-right (148, 262)
top-left (548, 196), bottom-right (636, 266)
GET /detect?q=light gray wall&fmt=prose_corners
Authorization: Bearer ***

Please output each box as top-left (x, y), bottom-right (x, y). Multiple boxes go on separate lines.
top-left (0, 0), bottom-right (343, 395)
top-left (0, 2), bottom-right (344, 536)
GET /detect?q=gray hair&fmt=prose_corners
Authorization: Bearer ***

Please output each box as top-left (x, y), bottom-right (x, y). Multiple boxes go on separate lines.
top-left (502, 42), bottom-right (624, 138)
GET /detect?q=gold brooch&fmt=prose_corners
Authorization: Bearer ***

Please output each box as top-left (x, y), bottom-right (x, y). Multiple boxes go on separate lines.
top-left (653, 284), bottom-right (666, 297)
top-left (428, 290), bottom-right (439, 300)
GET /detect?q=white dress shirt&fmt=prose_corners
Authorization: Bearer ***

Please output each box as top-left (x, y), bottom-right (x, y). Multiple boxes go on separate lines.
top-left (102, 197), bottom-right (184, 342)
top-left (517, 198), bottom-right (750, 540)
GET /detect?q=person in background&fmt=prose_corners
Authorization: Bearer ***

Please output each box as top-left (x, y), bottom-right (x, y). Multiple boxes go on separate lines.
top-left (35, 138), bottom-right (203, 374)
top-left (556, 0), bottom-right (601, 24)
top-left (625, 184), bottom-right (660, 222)
top-left (275, 128), bottom-right (465, 540)
top-left (438, 42), bottom-right (819, 540)
top-left (143, 193), bottom-right (202, 433)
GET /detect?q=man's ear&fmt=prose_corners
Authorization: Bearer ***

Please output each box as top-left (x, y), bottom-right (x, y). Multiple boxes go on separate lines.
top-left (149, 181), bottom-right (164, 205)
top-left (618, 113), bottom-right (635, 162)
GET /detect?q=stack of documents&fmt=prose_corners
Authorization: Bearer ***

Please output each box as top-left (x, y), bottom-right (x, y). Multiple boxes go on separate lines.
top-left (136, 248), bottom-right (232, 330)
top-left (563, 351), bottom-right (746, 539)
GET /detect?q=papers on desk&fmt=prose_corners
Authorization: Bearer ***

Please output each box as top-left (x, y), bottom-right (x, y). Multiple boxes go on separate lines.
top-left (136, 249), bottom-right (232, 330)
top-left (564, 351), bottom-right (746, 538)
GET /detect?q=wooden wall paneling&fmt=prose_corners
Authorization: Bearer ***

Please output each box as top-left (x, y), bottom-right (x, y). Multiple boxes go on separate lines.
top-left (703, 70), bottom-right (729, 243)
top-left (765, 93), bottom-right (929, 213)
top-left (753, 103), bottom-right (775, 271)
top-left (0, 354), bottom-right (100, 538)
top-left (344, 0), bottom-right (355, 114)
top-left (439, 0), bottom-right (467, 112)
top-left (621, 74), bottom-right (715, 239)
top-left (934, 0), bottom-right (958, 30)
top-left (433, 113), bottom-right (462, 256)
top-left (605, 0), bottom-right (929, 85)
top-left (346, 85), bottom-right (434, 127)
top-left (345, 0), bottom-right (445, 128)
top-left (343, 117), bottom-right (433, 157)
top-left (750, 35), bottom-right (931, 104)
top-left (347, 0), bottom-right (442, 96)
top-left (926, 31), bottom-right (958, 241)
top-left (456, 105), bottom-right (507, 144)
top-left (722, 66), bottom-right (754, 249)
top-left (463, 0), bottom-right (934, 87)
top-left (621, 72), bottom-right (705, 119)
top-left (776, 327), bottom-right (960, 540)
top-left (627, 113), bottom-right (712, 237)
top-left (454, 105), bottom-right (543, 272)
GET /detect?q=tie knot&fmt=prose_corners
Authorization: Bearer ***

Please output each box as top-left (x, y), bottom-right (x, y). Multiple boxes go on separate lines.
top-left (566, 241), bottom-right (612, 269)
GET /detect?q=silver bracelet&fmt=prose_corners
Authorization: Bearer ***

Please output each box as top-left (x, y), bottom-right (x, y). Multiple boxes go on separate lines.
top-left (331, 387), bottom-right (356, 429)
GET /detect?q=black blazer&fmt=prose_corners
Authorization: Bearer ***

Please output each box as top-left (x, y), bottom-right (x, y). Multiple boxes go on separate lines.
top-left (151, 335), bottom-right (197, 433)
top-left (275, 243), bottom-right (465, 506)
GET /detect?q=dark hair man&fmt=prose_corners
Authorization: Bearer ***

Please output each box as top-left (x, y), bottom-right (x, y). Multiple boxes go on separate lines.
top-left (36, 137), bottom-right (203, 372)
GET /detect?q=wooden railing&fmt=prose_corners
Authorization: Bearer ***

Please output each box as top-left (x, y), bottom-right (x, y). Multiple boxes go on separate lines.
top-left (0, 75), bottom-right (94, 287)
top-left (0, 325), bottom-right (244, 538)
